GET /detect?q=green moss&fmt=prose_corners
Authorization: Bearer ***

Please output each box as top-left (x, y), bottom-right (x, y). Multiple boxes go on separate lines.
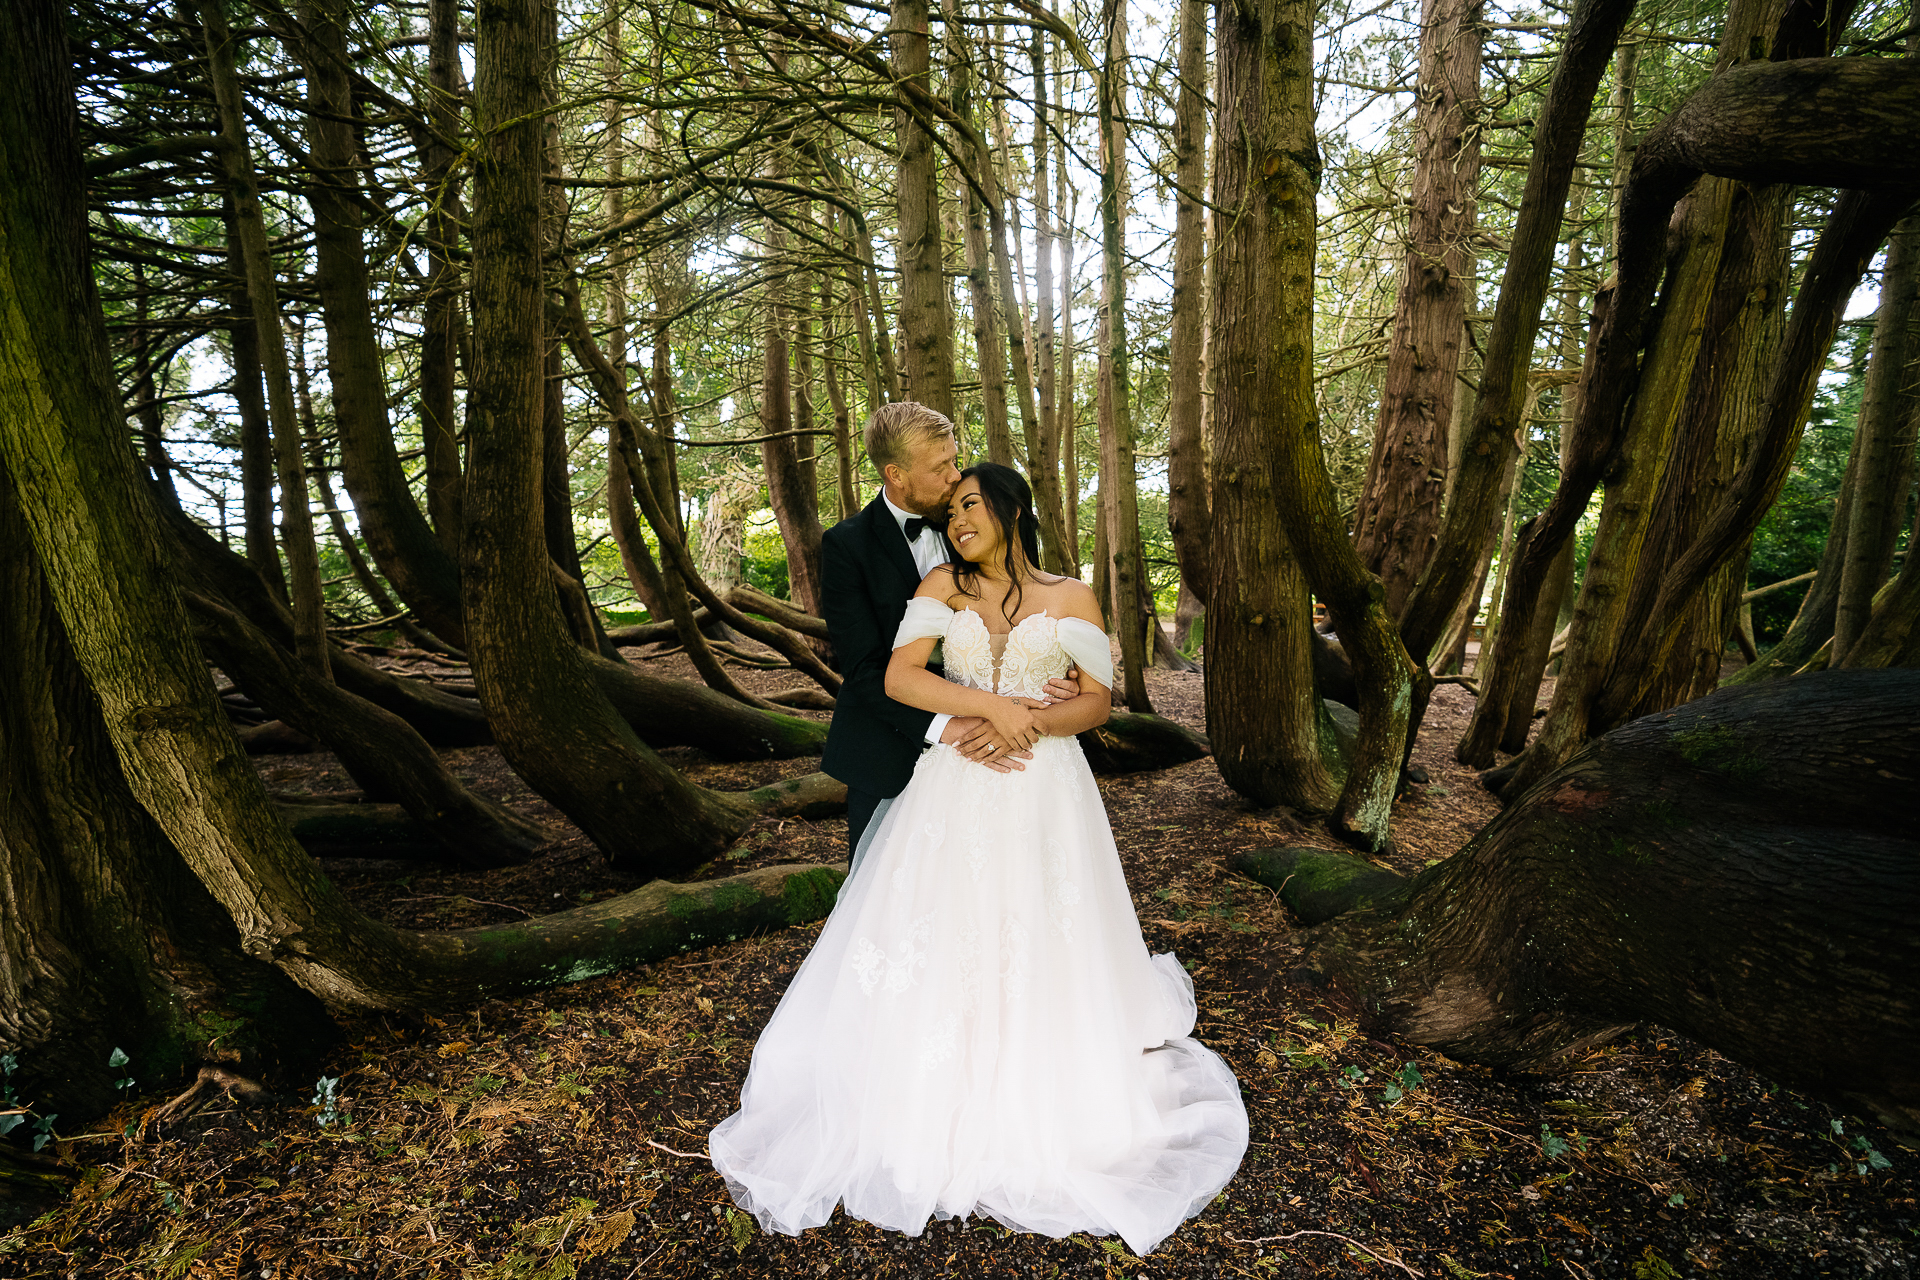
top-left (1670, 725), bottom-right (1765, 782)
top-left (711, 881), bottom-right (759, 914)
top-left (781, 866), bottom-right (844, 925)
top-left (1604, 835), bottom-right (1653, 866)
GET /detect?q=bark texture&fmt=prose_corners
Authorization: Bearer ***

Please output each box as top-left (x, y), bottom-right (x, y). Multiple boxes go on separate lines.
top-left (1834, 213), bottom-right (1920, 665)
top-left (1235, 670), bottom-right (1920, 1134)
top-left (891, 0), bottom-right (954, 415)
top-left (1, 459), bottom-right (335, 1138)
top-left (1096, 0), bottom-right (1153, 713)
top-left (464, 0), bottom-right (753, 867)
top-left (1353, 0), bottom-right (1482, 618)
top-left (1204, 0), bottom-right (1339, 814)
top-left (1163, 0), bottom-right (1210, 601)
top-left (296, 0), bottom-right (468, 650)
top-left (1395, 0), bottom-right (1638, 661)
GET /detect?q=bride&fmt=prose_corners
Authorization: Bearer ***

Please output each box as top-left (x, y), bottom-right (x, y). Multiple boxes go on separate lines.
top-left (709, 463), bottom-right (1248, 1257)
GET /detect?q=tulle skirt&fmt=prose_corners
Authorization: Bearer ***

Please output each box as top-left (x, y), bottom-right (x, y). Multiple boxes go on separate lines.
top-left (708, 739), bottom-right (1248, 1256)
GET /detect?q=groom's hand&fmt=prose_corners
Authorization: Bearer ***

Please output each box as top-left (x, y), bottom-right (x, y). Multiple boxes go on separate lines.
top-left (942, 716), bottom-right (1030, 773)
top-left (1039, 667), bottom-right (1083, 704)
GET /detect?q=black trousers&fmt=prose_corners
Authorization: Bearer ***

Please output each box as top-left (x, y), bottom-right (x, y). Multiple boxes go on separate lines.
top-left (845, 786), bottom-right (885, 860)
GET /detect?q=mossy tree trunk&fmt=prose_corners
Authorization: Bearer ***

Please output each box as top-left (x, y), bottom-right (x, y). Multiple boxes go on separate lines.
top-left (294, 0), bottom-right (469, 650)
top-left (1204, 0), bottom-right (1338, 815)
top-left (459, 0), bottom-right (773, 867)
top-left (1393, 0), bottom-right (1639, 664)
top-left (891, 0), bottom-right (953, 416)
top-left (1235, 670), bottom-right (1920, 1134)
top-left (1352, 0), bottom-right (1482, 620)
top-left (1214, 0), bottom-right (1415, 849)
top-left (0, 460), bottom-right (337, 1142)
top-left (0, 0), bottom-right (851, 1046)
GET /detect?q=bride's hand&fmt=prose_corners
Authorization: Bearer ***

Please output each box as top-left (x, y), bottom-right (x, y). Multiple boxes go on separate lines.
top-left (984, 697), bottom-right (1048, 751)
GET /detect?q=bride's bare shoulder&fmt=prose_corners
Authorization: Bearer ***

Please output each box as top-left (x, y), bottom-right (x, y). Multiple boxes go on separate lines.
top-left (1034, 574), bottom-right (1099, 617)
top-left (913, 564), bottom-right (960, 599)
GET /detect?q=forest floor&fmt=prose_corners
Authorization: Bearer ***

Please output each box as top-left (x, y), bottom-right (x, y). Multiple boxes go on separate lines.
top-left (3, 644), bottom-right (1915, 1280)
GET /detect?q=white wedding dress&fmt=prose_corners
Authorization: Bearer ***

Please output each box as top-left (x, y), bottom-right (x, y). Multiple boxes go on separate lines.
top-left (709, 598), bottom-right (1248, 1256)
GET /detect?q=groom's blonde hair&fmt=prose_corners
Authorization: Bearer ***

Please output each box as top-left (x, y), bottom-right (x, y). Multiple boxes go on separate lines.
top-left (865, 402), bottom-right (955, 478)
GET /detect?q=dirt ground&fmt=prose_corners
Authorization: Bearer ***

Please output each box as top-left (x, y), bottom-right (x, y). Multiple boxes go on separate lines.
top-left (3, 643), bottom-right (1914, 1279)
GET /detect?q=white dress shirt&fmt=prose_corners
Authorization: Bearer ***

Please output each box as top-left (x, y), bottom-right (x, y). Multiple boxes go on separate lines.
top-left (880, 489), bottom-right (953, 745)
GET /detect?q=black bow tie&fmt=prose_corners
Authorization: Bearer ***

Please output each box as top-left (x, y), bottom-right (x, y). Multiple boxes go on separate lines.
top-left (904, 516), bottom-right (937, 540)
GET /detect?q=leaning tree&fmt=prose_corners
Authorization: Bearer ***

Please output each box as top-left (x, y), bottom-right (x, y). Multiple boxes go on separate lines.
top-left (0, 0), bottom-right (858, 1133)
top-left (1234, 669), bottom-right (1920, 1135)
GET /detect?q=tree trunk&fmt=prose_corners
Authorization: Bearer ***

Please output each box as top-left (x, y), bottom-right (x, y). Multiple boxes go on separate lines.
top-left (1205, 0), bottom-right (1339, 815)
top-left (1583, 186), bottom-right (1917, 741)
top-left (201, 0), bottom-right (330, 678)
top-left (1234, 669), bottom-right (1920, 1134)
top-left (760, 286), bottom-right (826, 616)
top-left (1059, 175), bottom-right (1080, 564)
top-left (1096, 0), bottom-right (1153, 714)
top-left (1173, 579), bottom-right (1203, 652)
top-left (1834, 213), bottom-right (1920, 664)
top-left (1620, 181), bottom-right (1791, 719)
top-left (949, 0), bottom-right (1014, 467)
top-left (129, 267), bottom-right (180, 511)
top-left (463, 0), bottom-right (753, 868)
top-left (892, 0), bottom-right (954, 416)
top-left (220, 190), bottom-right (287, 600)
top-left (186, 592), bottom-right (551, 869)
top-left (1509, 174), bottom-right (1739, 788)
top-left (1352, 0), bottom-right (1482, 620)
top-left (1843, 508), bottom-right (1920, 669)
top-left (300, 366), bottom-right (453, 659)
top-left (419, 0), bottom-right (465, 561)
top-left (1216, 0), bottom-right (1418, 849)
top-left (1496, 541), bottom-right (1577, 753)
top-left (1394, 0), bottom-right (1639, 662)
top-left (295, 0), bottom-right (467, 651)
top-left (982, 111), bottom-right (1066, 573)
top-left (0, 1), bottom-right (850, 1047)
top-left (596, 62), bottom-right (667, 625)
top-left (822, 276), bottom-right (861, 520)
top-left (1076, 712), bottom-right (1211, 774)
top-left (1, 458), bottom-right (336, 1145)
top-left (1164, 0), bottom-right (1210, 603)
top-left (1469, 40), bottom-right (1920, 792)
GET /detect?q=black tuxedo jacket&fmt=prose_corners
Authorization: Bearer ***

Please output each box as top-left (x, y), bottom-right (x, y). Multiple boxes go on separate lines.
top-left (820, 496), bottom-right (949, 798)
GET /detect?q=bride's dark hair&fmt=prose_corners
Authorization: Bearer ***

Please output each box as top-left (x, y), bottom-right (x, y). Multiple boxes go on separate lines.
top-left (944, 462), bottom-right (1044, 626)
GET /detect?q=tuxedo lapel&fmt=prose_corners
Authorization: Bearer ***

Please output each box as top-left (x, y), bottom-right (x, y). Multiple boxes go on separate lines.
top-left (865, 496), bottom-right (921, 594)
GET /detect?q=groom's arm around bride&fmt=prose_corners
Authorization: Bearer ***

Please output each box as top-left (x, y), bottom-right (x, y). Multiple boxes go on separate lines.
top-left (819, 403), bottom-right (1020, 855)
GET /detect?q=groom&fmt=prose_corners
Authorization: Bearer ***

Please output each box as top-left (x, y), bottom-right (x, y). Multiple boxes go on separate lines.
top-left (820, 403), bottom-right (1070, 855)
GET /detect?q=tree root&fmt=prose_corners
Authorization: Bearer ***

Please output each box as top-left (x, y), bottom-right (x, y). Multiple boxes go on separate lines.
top-left (1234, 670), bottom-right (1920, 1132)
top-left (1078, 712), bottom-right (1212, 773)
top-left (141, 1066), bottom-right (276, 1135)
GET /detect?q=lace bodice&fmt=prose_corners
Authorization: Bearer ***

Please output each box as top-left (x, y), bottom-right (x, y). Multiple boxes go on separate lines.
top-left (894, 597), bottom-right (1114, 699)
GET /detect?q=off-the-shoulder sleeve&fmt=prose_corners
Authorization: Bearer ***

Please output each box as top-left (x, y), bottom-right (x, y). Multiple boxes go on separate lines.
top-left (892, 595), bottom-right (954, 649)
top-left (1056, 617), bottom-right (1115, 689)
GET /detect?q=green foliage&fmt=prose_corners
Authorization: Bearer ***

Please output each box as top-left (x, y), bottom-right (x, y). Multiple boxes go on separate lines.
top-left (1748, 338), bottom-right (1865, 641)
top-left (1381, 1060), bottom-right (1424, 1104)
top-left (312, 1075), bottom-right (343, 1128)
top-left (1633, 1246), bottom-right (1681, 1279)
top-left (741, 525), bottom-right (790, 600)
